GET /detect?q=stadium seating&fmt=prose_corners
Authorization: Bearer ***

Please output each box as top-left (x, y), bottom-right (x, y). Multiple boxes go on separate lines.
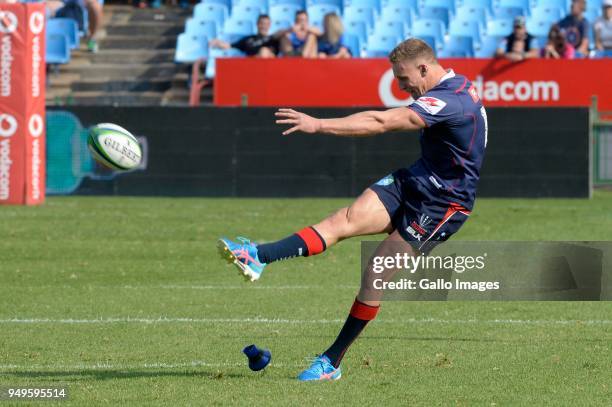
top-left (412, 19), bottom-right (445, 46)
top-left (307, 4), bottom-right (342, 28)
top-left (486, 18), bottom-right (513, 36)
top-left (46, 33), bottom-right (71, 65)
top-left (343, 6), bottom-right (377, 32)
top-left (475, 35), bottom-right (501, 57)
top-left (343, 33), bottom-right (362, 56)
top-left (271, 0), bottom-right (305, 7)
top-left (205, 48), bottom-right (245, 78)
top-left (175, 33), bottom-right (209, 63)
top-left (419, 7), bottom-right (452, 30)
top-left (232, 0), bottom-right (269, 13)
top-left (223, 18), bottom-right (256, 35)
top-left (185, 18), bottom-right (218, 38)
top-left (439, 35), bottom-right (474, 57)
top-left (365, 33), bottom-right (400, 56)
top-left (47, 18), bottom-right (79, 50)
top-left (175, 0), bottom-right (609, 70)
top-left (270, 4), bottom-right (302, 23)
top-left (193, 3), bottom-right (229, 28)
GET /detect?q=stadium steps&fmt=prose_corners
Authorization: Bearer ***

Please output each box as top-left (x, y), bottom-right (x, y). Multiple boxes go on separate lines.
top-left (46, 4), bottom-right (192, 107)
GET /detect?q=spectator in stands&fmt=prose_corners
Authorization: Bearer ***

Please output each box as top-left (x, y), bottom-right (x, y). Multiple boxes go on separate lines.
top-left (542, 24), bottom-right (576, 59)
top-left (317, 13), bottom-right (351, 58)
top-left (594, 0), bottom-right (612, 51)
top-left (209, 15), bottom-right (279, 58)
top-left (279, 10), bottom-right (321, 58)
top-left (84, 0), bottom-right (103, 53)
top-left (558, 0), bottom-right (590, 55)
top-left (495, 16), bottom-right (539, 61)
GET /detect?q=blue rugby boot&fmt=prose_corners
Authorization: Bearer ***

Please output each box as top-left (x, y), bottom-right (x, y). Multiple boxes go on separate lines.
top-left (297, 355), bottom-right (342, 382)
top-left (217, 237), bottom-right (266, 282)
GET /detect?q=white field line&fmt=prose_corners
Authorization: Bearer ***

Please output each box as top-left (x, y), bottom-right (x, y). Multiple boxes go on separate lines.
top-left (0, 360), bottom-right (300, 371)
top-left (0, 317), bottom-right (611, 325)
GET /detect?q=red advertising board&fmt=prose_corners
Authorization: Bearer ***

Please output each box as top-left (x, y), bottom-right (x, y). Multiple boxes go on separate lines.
top-left (214, 58), bottom-right (612, 110)
top-left (0, 3), bottom-right (45, 205)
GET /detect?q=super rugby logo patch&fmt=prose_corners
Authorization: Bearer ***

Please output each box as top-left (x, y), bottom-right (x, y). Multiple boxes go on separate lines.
top-left (414, 96), bottom-right (447, 115)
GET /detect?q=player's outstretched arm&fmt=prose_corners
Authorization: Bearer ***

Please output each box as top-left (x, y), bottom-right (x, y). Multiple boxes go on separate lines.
top-left (275, 107), bottom-right (426, 137)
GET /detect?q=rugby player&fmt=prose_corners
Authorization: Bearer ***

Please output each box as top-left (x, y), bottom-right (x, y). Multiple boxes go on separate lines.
top-left (218, 38), bottom-right (488, 381)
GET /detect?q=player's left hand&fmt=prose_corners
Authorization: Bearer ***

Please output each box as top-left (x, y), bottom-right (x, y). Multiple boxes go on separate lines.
top-left (275, 108), bottom-right (321, 135)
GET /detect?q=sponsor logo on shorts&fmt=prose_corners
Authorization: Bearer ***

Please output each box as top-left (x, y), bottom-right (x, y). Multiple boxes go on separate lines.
top-left (375, 174), bottom-right (394, 186)
top-left (414, 97), bottom-right (447, 115)
top-left (407, 215), bottom-right (433, 241)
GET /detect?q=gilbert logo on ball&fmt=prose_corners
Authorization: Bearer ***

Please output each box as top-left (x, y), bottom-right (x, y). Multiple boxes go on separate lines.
top-left (88, 123), bottom-right (142, 171)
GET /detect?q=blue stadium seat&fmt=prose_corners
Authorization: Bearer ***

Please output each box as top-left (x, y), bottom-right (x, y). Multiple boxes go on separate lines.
top-left (474, 34), bottom-right (501, 56)
top-left (496, 0), bottom-right (530, 14)
top-left (194, 3), bottom-right (229, 27)
top-left (457, 0), bottom-right (493, 14)
top-left (526, 18), bottom-right (553, 37)
top-left (306, 0), bottom-right (343, 13)
top-left (223, 18), bottom-right (256, 35)
top-left (380, 5), bottom-right (415, 26)
top-left (230, 4), bottom-right (263, 22)
top-left (381, 0), bottom-right (417, 12)
top-left (365, 33), bottom-right (400, 56)
top-left (412, 18), bottom-right (445, 45)
top-left (419, 7), bottom-right (451, 30)
top-left (205, 48), bottom-right (245, 79)
top-left (420, 0), bottom-right (456, 16)
top-left (46, 33), bottom-right (70, 64)
top-left (202, 0), bottom-right (232, 11)
top-left (586, 0), bottom-right (602, 11)
top-left (455, 5), bottom-right (488, 25)
top-left (307, 4), bottom-right (342, 28)
top-left (343, 6), bottom-right (377, 33)
top-left (218, 32), bottom-right (246, 43)
top-left (342, 33), bottom-right (362, 56)
top-left (420, 35), bottom-right (439, 50)
top-left (185, 18), bottom-right (218, 38)
top-left (271, 19), bottom-right (292, 31)
top-left (535, 0), bottom-right (568, 9)
top-left (232, 0), bottom-right (268, 12)
top-left (493, 6), bottom-right (526, 19)
top-left (583, 8), bottom-right (601, 23)
top-left (47, 18), bottom-right (79, 50)
top-left (449, 20), bottom-right (482, 44)
top-left (345, 19), bottom-right (368, 43)
top-left (530, 6), bottom-right (563, 23)
top-left (175, 33), bottom-right (208, 63)
top-left (439, 36), bottom-right (475, 57)
top-left (269, 0), bottom-right (305, 7)
top-left (486, 18), bottom-right (513, 36)
top-left (344, 0), bottom-right (381, 15)
top-left (592, 50), bottom-right (612, 58)
top-left (270, 4), bottom-right (302, 22)
top-left (373, 20), bottom-right (407, 39)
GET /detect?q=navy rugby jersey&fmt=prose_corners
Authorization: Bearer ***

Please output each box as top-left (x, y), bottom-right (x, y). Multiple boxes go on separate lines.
top-left (408, 70), bottom-right (488, 210)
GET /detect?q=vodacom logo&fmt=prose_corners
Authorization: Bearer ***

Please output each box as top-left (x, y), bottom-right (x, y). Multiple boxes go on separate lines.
top-left (0, 11), bottom-right (18, 34)
top-left (28, 114), bottom-right (43, 137)
top-left (0, 113), bottom-right (17, 138)
top-left (29, 12), bottom-right (44, 35)
top-left (378, 68), bottom-right (414, 107)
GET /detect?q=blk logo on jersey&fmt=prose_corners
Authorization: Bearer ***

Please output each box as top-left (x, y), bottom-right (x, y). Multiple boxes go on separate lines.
top-left (406, 215), bottom-right (432, 241)
top-left (414, 97), bottom-right (447, 115)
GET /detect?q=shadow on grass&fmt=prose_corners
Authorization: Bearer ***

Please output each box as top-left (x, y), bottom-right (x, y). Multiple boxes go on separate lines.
top-left (2, 370), bottom-right (247, 381)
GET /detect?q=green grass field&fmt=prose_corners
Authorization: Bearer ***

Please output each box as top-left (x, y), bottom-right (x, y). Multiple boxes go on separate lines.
top-left (1, 192), bottom-right (611, 406)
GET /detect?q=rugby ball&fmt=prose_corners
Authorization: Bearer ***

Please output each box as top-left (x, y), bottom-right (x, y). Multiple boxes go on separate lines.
top-left (87, 123), bottom-right (142, 171)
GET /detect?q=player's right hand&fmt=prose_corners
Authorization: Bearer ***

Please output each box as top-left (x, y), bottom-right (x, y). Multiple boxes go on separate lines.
top-left (275, 108), bottom-right (321, 135)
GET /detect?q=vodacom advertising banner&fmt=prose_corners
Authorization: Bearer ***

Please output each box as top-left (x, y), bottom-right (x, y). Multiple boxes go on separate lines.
top-left (214, 58), bottom-right (612, 110)
top-left (0, 3), bottom-right (45, 205)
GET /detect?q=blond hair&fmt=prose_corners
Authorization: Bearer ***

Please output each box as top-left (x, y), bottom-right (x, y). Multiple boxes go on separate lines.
top-left (323, 13), bottom-right (344, 45)
top-left (389, 38), bottom-right (437, 64)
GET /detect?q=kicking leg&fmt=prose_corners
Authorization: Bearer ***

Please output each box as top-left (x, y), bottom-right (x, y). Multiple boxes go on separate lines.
top-left (218, 188), bottom-right (391, 281)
